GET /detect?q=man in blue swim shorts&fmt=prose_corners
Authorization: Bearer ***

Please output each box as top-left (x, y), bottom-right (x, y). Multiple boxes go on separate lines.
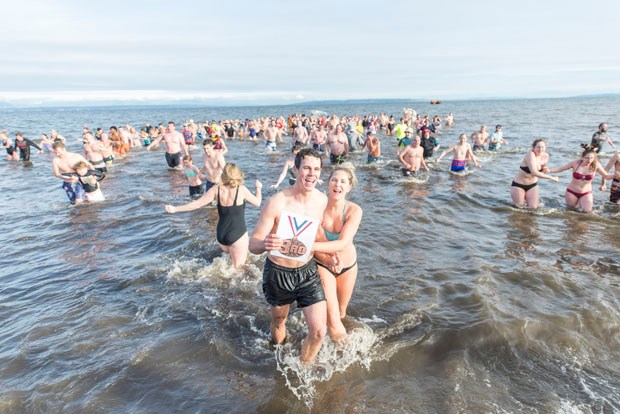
top-left (435, 133), bottom-right (480, 171)
top-left (51, 141), bottom-right (92, 204)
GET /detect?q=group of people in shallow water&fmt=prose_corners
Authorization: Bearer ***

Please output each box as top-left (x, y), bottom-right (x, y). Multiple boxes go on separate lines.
top-left (3, 110), bottom-right (619, 365)
top-left (510, 123), bottom-right (618, 213)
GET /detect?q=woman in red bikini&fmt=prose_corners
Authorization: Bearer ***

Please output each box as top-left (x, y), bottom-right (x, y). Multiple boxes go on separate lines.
top-left (550, 144), bottom-right (614, 212)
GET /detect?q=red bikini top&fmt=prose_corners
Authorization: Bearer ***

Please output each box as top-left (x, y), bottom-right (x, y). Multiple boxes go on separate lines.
top-left (573, 171), bottom-right (594, 181)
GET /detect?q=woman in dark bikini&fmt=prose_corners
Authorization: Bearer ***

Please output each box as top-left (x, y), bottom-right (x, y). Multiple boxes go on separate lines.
top-left (550, 144), bottom-right (614, 212)
top-left (313, 163), bottom-right (363, 343)
top-left (165, 163), bottom-right (262, 269)
top-left (510, 138), bottom-right (559, 208)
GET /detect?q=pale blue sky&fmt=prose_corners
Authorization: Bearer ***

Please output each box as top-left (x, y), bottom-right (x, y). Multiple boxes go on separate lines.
top-left (1, 0), bottom-right (619, 105)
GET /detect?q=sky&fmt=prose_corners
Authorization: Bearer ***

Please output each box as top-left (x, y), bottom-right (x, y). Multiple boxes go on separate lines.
top-left (1, 0), bottom-right (620, 106)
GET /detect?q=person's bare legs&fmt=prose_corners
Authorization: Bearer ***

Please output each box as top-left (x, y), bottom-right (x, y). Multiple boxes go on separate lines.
top-left (299, 301), bottom-right (327, 365)
top-left (270, 305), bottom-right (290, 344)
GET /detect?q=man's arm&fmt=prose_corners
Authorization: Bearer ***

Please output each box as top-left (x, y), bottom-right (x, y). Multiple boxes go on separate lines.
top-left (249, 196), bottom-right (282, 254)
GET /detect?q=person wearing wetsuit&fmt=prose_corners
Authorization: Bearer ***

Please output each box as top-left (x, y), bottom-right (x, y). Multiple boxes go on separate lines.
top-left (72, 161), bottom-right (106, 202)
top-left (14, 133), bottom-right (42, 161)
top-left (510, 139), bottom-right (559, 209)
top-left (550, 144), bottom-right (614, 213)
top-left (165, 163), bottom-right (262, 269)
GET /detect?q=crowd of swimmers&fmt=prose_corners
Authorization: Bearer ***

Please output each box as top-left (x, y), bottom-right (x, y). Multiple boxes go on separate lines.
top-left (2, 110), bottom-right (619, 365)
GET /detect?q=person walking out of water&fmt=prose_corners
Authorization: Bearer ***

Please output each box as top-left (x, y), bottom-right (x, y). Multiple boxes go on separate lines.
top-left (73, 161), bottom-right (106, 202)
top-left (436, 133), bottom-right (480, 172)
top-left (362, 131), bottom-right (381, 163)
top-left (166, 163), bottom-right (262, 269)
top-left (550, 144), bottom-right (614, 213)
top-left (590, 123), bottom-right (615, 153)
top-left (182, 155), bottom-right (204, 198)
top-left (600, 151), bottom-right (620, 204)
top-left (398, 134), bottom-right (429, 177)
top-left (271, 145), bottom-right (303, 190)
top-left (52, 142), bottom-right (93, 204)
top-left (313, 163), bottom-right (363, 343)
top-left (488, 125), bottom-right (508, 151)
top-left (201, 140), bottom-right (226, 192)
top-left (326, 124), bottom-right (349, 165)
top-left (510, 139), bottom-right (559, 209)
top-left (2, 131), bottom-right (19, 161)
top-left (147, 121), bottom-right (189, 169)
top-left (14, 132), bottom-right (41, 162)
top-left (420, 127), bottom-right (440, 159)
top-left (249, 148), bottom-right (328, 365)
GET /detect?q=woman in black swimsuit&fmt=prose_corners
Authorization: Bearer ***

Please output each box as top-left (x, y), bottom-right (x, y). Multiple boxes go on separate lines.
top-left (2, 131), bottom-right (19, 160)
top-left (165, 163), bottom-right (262, 269)
top-left (510, 139), bottom-right (559, 209)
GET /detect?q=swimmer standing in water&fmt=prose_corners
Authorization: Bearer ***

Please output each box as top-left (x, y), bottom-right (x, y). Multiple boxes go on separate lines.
top-left (249, 148), bottom-right (328, 365)
top-left (147, 121), bottom-right (189, 169)
top-left (510, 139), bottom-right (559, 209)
top-left (549, 144), bottom-right (614, 213)
top-left (182, 155), bottom-right (204, 198)
top-left (166, 163), bottom-right (262, 269)
top-left (436, 133), bottom-right (480, 172)
top-left (313, 163), bottom-right (363, 343)
top-left (398, 134), bottom-right (429, 177)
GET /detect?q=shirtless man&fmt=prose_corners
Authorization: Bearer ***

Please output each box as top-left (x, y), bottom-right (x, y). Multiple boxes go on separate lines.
top-left (292, 122), bottom-right (310, 147)
top-left (472, 126), bottom-right (489, 151)
top-left (363, 131), bottom-right (381, 163)
top-left (445, 112), bottom-right (454, 127)
top-left (591, 123), bottom-right (615, 153)
top-left (601, 151), bottom-right (620, 203)
top-left (52, 141), bottom-right (93, 204)
top-left (249, 148), bottom-right (327, 365)
top-left (83, 132), bottom-right (107, 173)
top-left (310, 124), bottom-right (327, 153)
top-left (201, 140), bottom-right (226, 192)
top-left (264, 122), bottom-right (280, 152)
top-left (147, 121), bottom-right (189, 169)
top-left (436, 133), bottom-right (481, 172)
top-left (326, 124), bottom-right (349, 164)
top-left (398, 135), bottom-right (429, 176)
top-left (95, 128), bottom-right (114, 167)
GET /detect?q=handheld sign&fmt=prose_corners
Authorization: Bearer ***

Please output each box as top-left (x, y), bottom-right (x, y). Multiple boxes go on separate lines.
top-left (271, 210), bottom-right (319, 263)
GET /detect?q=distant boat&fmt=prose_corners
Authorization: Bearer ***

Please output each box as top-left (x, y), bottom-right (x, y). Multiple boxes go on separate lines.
top-left (430, 100), bottom-right (442, 105)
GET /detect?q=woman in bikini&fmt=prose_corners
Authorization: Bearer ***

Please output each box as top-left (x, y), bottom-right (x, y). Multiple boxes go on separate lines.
top-left (510, 138), bottom-right (559, 208)
top-left (313, 163), bottom-right (363, 343)
top-left (550, 144), bottom-right (614, 212)
top-left (165, 163), bottom-right (262, 269)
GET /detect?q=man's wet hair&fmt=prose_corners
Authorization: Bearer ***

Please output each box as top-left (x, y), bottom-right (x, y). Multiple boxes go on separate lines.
top-left (294, 147), bottom-right (323, 169)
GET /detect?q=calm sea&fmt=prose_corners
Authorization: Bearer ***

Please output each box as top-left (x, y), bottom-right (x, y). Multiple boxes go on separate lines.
top-left (1, 97), bottom-right (619, 413)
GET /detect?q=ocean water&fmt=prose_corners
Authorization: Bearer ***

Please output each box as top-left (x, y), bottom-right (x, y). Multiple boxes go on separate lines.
top-left (1, 97), bottom-right (619, 413)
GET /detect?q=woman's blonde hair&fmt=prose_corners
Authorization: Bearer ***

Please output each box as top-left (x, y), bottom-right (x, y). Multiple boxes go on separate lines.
top-left (221, 163), bottom-right (244, 187)
top-left (330, 162), bottom-right (357, 188)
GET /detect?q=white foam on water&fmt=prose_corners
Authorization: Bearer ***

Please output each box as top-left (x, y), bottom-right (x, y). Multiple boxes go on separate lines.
top-left (275, 322), bottom-right (378, 408)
